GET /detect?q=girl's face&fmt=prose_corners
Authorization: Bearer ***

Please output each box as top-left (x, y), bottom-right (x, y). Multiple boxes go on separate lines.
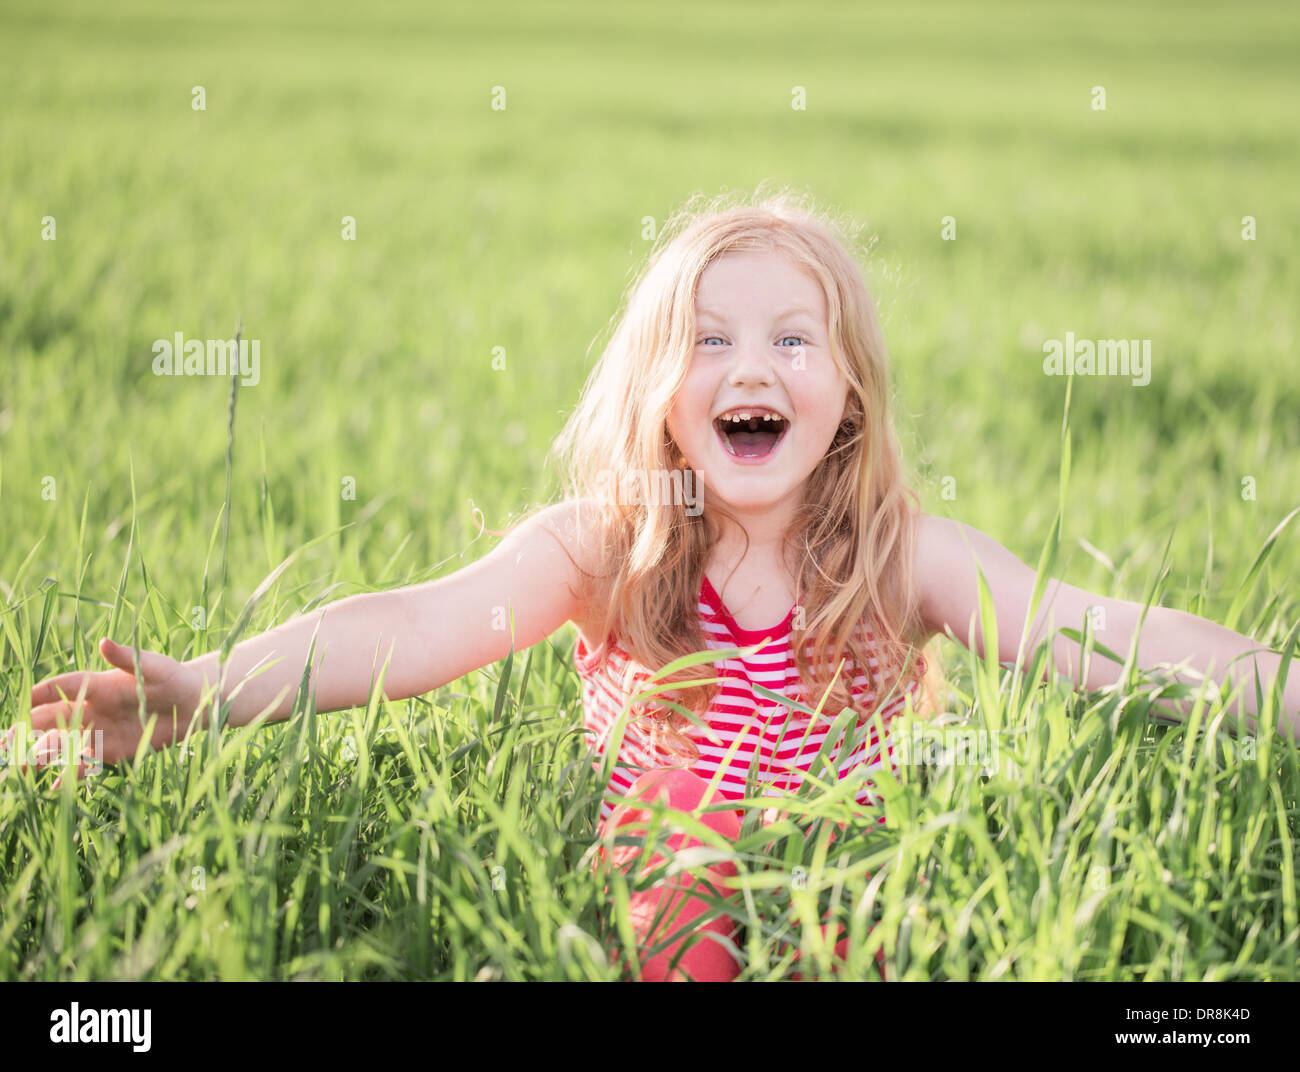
top-left (667, 249), bottom-right (849, 519)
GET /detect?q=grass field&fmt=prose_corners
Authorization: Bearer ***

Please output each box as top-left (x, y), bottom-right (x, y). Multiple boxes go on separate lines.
top-left (1, 0), bottom-right (1298, 980)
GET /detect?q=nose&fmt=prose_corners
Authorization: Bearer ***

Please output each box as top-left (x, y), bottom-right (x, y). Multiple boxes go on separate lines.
top-left (726, 338), bottom-right (777, 388)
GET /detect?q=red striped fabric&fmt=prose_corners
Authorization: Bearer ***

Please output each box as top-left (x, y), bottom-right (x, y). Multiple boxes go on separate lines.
top-left (575, 575), bottom-right (925, 825)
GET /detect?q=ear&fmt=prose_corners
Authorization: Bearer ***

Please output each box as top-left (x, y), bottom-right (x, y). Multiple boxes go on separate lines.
top-left (837, 378), bottom-right (858, 421)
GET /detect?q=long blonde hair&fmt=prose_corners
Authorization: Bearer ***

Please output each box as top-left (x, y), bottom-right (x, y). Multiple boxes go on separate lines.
top-left (542, 183), bottom-right (943, 759)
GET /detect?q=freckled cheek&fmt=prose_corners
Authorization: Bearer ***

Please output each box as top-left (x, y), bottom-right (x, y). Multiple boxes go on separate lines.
top-left (791, 375), bottom-right (848, 428)
top-left (666, 410), bottom-right (700, 451)
top-left (671, 381), bottom-right (713, 437)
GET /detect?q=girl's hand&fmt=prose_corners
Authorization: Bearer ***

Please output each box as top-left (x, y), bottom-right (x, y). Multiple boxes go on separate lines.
top-left (0, 637), bottom-right (202, 789)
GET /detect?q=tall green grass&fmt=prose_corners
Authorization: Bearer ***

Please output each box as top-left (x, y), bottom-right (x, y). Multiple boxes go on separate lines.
top-left (2, 372), bottom-right (1296, 980)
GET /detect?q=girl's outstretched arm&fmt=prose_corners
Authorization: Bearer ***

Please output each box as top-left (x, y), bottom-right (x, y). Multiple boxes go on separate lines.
top-left (7, 500), bottom-right (591, 781)
top-left (186, 498), bottom-right (591, 725)
top-left (913, 513), bottom-right (1300, 745)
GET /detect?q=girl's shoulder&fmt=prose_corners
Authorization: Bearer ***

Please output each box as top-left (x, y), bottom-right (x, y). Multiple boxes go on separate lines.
top-left (911, 510), bottom-right (962, 632)
top-left (529, 497), bottom-right (609, 637)
top-left (531, 496), bottom-right (607, 571)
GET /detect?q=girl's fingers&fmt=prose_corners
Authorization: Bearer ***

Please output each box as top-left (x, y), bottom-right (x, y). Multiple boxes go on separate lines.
top-left (51, 746), bottom-right (90, 791)
top-left (29, 701), bottom-right (82, 733)
top-left (99, 637), bottom-right (138, 674)
top-left (31, 672), bottom-right (91, 708)
top-left (32, 728), bottom-right (65, 769)
top-left (19, 728), bottom-right (96, 779)
top-left (0, 724), bottom-right (95, 783)
top-left (100, 637), bottom-right (174, 682)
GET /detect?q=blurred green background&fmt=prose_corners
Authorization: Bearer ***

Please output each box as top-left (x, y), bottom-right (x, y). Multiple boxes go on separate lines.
top-left (2, 0), bottom-right (1298, 665)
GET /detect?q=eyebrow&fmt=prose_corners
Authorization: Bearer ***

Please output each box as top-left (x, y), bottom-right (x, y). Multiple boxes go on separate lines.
top-left (696, 305), bottom-right (821, 322)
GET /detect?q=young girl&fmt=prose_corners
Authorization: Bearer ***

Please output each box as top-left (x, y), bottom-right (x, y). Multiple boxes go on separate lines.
top-left (7, 188), bottom-right (1298, 982)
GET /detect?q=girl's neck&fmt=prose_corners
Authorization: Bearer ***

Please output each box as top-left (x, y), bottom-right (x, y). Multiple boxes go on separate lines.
top-left (705, 512), bottom-right (802, 609)
top-left (704, 499), bottom-right (799, 574)
top-left (704, 546), bottom-right (800, 633)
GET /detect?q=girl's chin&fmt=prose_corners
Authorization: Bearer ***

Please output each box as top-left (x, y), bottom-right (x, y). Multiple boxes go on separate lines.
top-left (693, 478), bottom-right (802, 514)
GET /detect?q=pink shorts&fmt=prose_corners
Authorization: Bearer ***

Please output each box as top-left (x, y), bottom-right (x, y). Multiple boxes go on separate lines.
top-left (591, 767), bottom-right (890, 981)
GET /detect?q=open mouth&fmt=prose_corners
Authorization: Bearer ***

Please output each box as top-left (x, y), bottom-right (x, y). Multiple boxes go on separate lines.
top-left (713, 408), bottom-right (789, 460)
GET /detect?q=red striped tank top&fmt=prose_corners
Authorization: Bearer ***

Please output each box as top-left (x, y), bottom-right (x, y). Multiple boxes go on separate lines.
top-left (574, 574), bottom-right (925, 825)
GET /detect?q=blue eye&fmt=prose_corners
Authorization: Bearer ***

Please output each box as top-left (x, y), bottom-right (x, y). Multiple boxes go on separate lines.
top-left (698, 334), bottom-right (807, 348)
